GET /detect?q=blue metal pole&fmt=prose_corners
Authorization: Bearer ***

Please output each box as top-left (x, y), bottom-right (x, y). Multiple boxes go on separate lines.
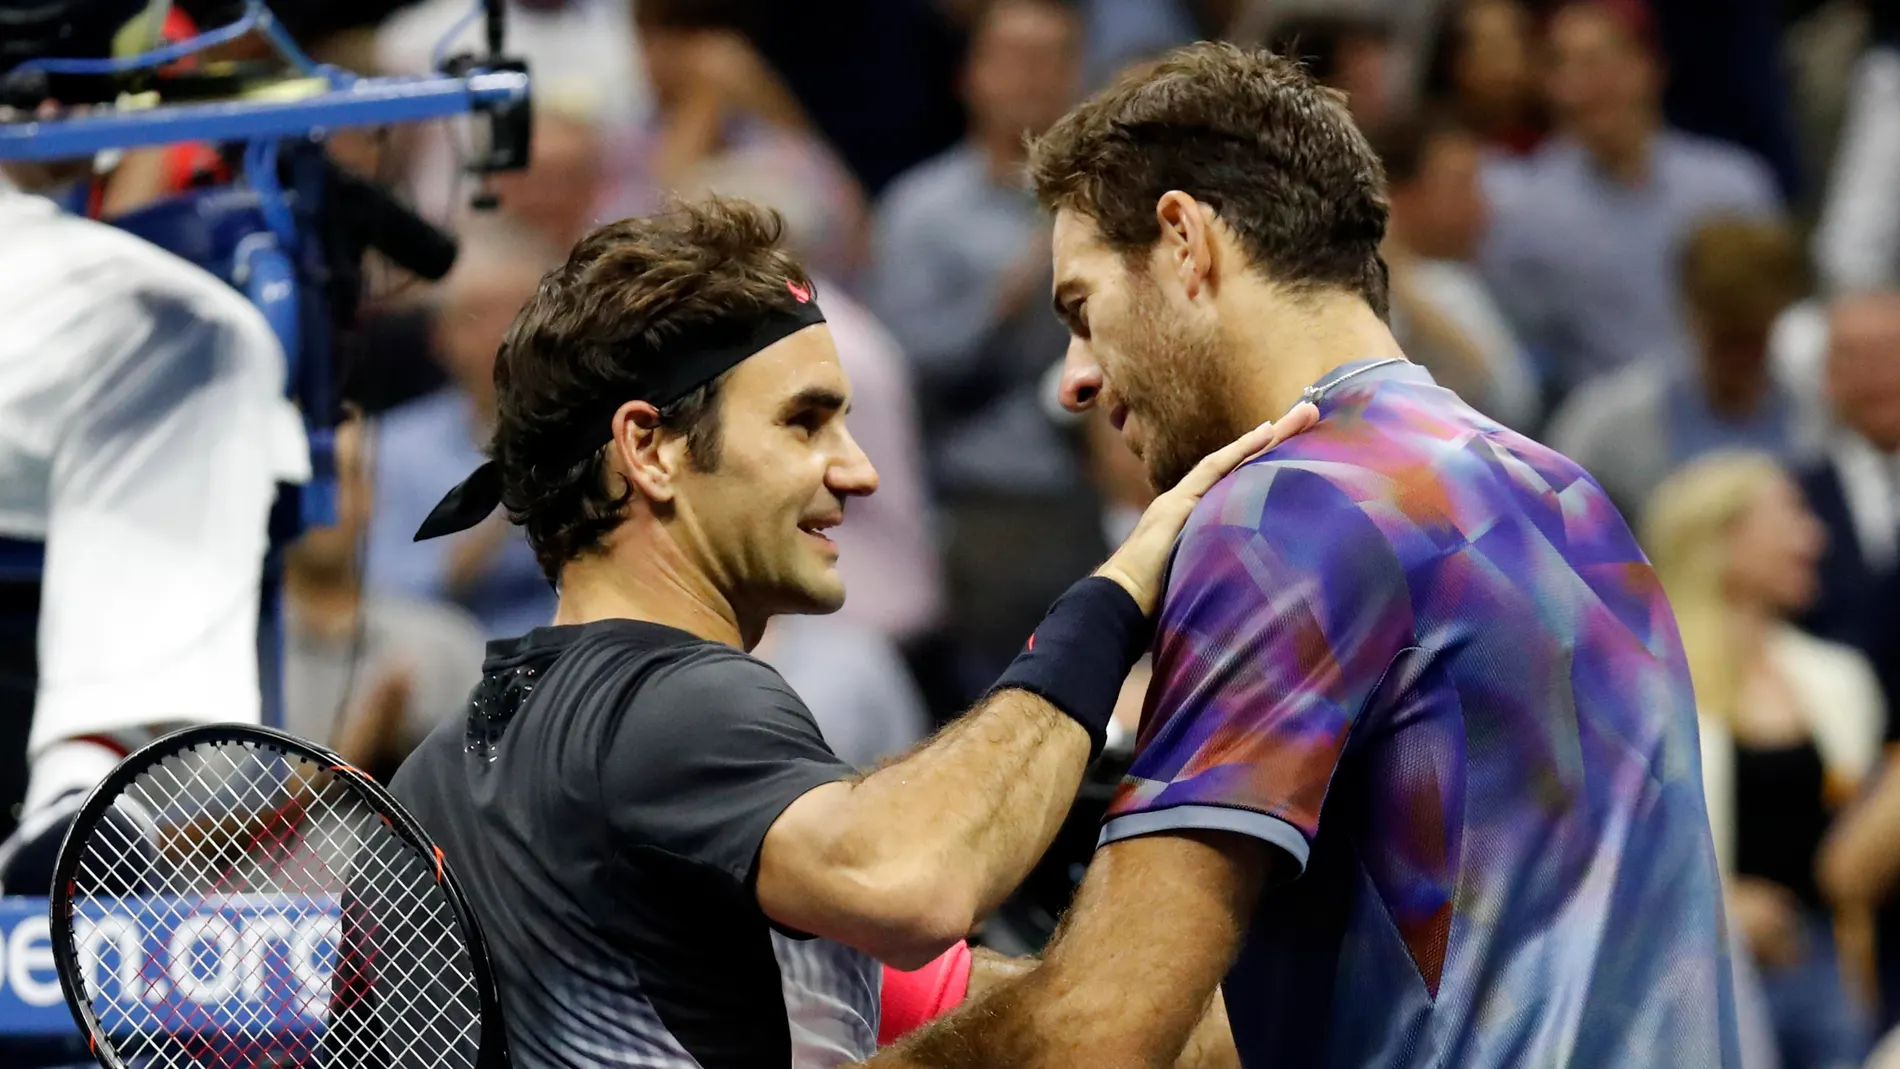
top-left (0, 72), bottom-right (529, 161)
top-left (238, 239), bottom-right (300, 734)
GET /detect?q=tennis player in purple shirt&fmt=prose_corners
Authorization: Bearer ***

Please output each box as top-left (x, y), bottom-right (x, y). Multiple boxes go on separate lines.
top-left (863, 42), bottom-right (1740, 1069)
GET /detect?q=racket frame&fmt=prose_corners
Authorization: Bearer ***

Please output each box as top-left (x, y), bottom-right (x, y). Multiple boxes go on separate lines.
top-left (45, 722), bottom-right (512, 1069)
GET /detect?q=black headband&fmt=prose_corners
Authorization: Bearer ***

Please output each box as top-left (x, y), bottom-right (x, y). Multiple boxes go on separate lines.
top-left (413, 292), bottom-right (827, 542)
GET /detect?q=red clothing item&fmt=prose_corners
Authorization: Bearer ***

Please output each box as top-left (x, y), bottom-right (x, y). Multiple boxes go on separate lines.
top-left (146, 10), bottom-right (230, 204)
top-left (877, 940), bottom-right (971, 1046)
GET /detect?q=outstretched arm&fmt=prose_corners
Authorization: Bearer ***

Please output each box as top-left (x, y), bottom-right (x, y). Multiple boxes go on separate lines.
top-left (760, 688), bottom-right (1095, 969)
top-left (757, 408), bottom-right (1316, 969)
top-left (864, 829), bottom-right (1272, 1069)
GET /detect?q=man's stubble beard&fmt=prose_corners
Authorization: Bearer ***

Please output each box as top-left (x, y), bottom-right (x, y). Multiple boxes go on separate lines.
top-left (694, 461), bottom-right (846, 622)
top-left (1122, 282), bottom-right (1242, 493)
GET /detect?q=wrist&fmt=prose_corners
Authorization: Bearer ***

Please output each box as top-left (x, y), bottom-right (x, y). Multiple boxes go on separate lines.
top-left (988, 576), bottom-right (1151, 758)
top-left (1090, 560), bottom-right (1152, 616)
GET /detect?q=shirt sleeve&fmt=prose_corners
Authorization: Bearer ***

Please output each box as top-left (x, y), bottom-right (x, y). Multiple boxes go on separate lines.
top-left (600, 650), bottom-right (855, 887)
top-left (1099, 464), bottom-right (1413, 874)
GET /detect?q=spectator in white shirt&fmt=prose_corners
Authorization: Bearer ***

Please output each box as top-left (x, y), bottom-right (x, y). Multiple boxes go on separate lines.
top-left (1798, 289), bottom-right (1900, 1043)
top-left (1797, 290), bottom-right (1900, 770)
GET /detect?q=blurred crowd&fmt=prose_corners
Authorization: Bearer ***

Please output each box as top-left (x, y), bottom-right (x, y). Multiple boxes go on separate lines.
top-left (8, 0), bottom-right (1900, 1065)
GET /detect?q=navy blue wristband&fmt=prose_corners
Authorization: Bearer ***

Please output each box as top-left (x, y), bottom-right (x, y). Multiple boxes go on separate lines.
top-left (987, 576), bottom-right (1152, 758)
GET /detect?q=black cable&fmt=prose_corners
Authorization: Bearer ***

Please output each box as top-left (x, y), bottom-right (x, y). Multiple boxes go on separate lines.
top-left (328, 412), bottom-right (377, 748)
top-left (485, 0), bottom-right (505, 59)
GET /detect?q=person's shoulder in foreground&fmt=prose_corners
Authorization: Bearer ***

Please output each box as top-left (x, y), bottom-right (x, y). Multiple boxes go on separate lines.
top-left (1110, 363), bottom-right (1740, 1067)
top-left (0, 179), bottom-right (279, 342)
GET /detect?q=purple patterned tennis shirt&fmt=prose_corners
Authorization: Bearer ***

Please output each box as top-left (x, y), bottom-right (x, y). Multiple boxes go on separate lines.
top-left (1101, 359), bottom-right (1740, 1068)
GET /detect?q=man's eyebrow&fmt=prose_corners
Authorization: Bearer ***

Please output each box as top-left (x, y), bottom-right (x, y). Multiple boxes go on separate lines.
top-left (779, 386), bottom-right (848, 416)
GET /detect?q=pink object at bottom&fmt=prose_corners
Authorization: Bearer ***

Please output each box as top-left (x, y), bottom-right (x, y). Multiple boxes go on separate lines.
top-left (878, 940), bottom-right (973, 1046)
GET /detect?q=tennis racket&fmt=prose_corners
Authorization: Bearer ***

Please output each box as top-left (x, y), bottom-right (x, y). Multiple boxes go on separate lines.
top-left (46, 723), bottom-right (511, 1069)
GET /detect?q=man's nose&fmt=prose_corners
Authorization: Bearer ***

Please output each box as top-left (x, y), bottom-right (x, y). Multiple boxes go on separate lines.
top-left (1058, 343), bottom-right (1103, 413)
top-left (830, 429), bottom-right (880, 498)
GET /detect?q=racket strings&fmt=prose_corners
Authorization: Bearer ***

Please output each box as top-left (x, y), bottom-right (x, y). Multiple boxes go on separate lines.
top-left (65, 739), bottom-right (481, 1069)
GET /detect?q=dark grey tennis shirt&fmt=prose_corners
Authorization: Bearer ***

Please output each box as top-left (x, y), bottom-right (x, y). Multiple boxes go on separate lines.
top-left (390, 619), bottom-right (879, 1069)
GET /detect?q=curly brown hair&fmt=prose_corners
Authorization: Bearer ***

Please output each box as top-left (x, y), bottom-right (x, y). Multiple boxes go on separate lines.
top-left (1028, 41), bottom-right (1390, 317)
top-left (489, 196), bottom-right (814, 582)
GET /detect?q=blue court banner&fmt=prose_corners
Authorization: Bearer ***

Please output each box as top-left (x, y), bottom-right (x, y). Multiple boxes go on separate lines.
top-left (0, 898), bottom-right (68, 1036)
top-left (0, 895), bottom-right (340, 1039)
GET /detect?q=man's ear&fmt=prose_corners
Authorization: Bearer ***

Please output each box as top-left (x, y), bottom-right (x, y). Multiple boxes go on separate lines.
top-left (610, 400), bottom-right (689, 504)
top-left (1154, 190), bottom-right (1218, 301)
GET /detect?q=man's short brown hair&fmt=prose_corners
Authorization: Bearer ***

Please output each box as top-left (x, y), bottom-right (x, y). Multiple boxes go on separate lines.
top-left (1679, 214), bottom-right (1810, 330)
top-left (490, 196), bottom-right (813, 581)
top-left (1028, 41), bottom-right (1391, 317)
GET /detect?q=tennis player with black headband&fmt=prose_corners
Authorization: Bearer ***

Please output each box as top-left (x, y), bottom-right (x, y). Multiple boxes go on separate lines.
top-left (388, 196), bottom-right (1314, 1069)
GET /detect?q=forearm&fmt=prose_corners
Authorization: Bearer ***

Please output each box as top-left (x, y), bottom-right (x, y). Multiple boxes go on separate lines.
top-left (827, 689), bottom-right (1093, 927)
top-left (965, 946), bottom-right (1036, 1001)
top-left (1820, 757), bottom-right (1900, 904)
top-left (651, 88), bottom-right (726, 188)
top-left (764, 573), bottom-right (1148, 965)
top-left (915, 950), bottom-right (1234, 1069)
top-left (870, 963), bottom-right (1233, 1069)
top-left (868, 959), bottom-right (1081, 1069)
top-left (1175, 988), bottom-right (1240, 1069)
top-left (863, 831), bottom-right (1266, 1069)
